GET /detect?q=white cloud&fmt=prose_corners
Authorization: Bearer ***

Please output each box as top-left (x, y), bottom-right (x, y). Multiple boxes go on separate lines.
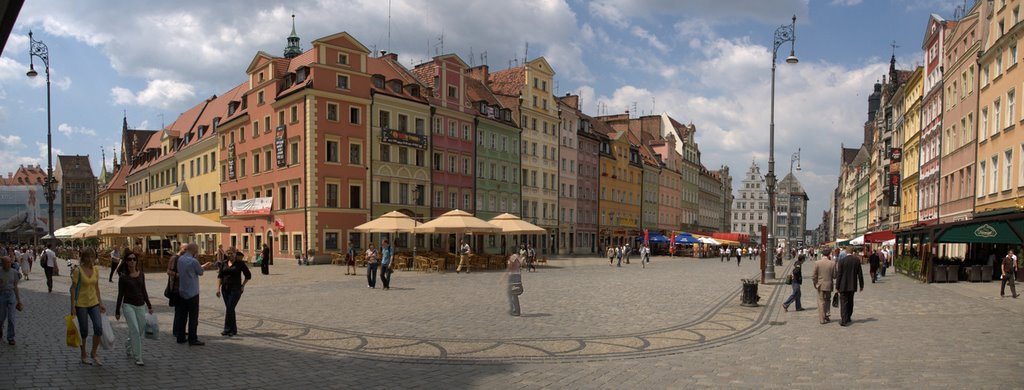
top-left (584, 0), bottom-right (808, 24)
top-left (0, 134), bottom-right (23, 148)
top-left (137, 120), bottom-right (150, 129)
top-left (111, 79), bottom-right (196, 109)
top-left (830, 0), bottom-right (863, 6)
top-left (631, 26), bottom-right (669, 53)
top-left (57, 123), bottom-right (96, 137)
top-left (585, 36), bottom-right (890, 220)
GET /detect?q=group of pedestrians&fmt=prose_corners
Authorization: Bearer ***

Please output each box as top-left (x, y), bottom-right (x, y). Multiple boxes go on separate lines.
top-left (606, 244), bottom-right (633, 267)
top-left (364, 239), bottom-right (395, 290)
top-left (785, 247), bottom-right (865, 327)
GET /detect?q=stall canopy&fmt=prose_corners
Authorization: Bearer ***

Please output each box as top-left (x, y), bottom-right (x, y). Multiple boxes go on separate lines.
top-left (643, 232), bottom-right (670, 243)
top-left (850, 235), bottom-right (865, 245)
top-left (935, 220), bottom-right (1024, 244)
top-left (674, 233), bottom-right (700, 244)
top-left (864, 230), bottom-right (895, 243)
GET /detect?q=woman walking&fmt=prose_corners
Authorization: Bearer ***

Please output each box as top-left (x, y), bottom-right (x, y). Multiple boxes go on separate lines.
top-left (506, 248), bottom-right (524, 316)
top-left (345, 240), bottom-right (357, 276)
top-left (260, 244), bottom-right (270, 275)
top-left (114, 249), bottom-right (152, 366)
top-left (783, 255), bottom-right (806, 312)
top-left (216, 248), bottom-right (251, 336)
top-left (365, 244), bottom-right (379, 288)
top-left (607, 245), bottom-right (614, 265)
top-left (0, 255), bottom-right (23, 345)
top-left (70, 248), bottom-right (107, 365)
top-left (380, 239), bottom-right (393, 290)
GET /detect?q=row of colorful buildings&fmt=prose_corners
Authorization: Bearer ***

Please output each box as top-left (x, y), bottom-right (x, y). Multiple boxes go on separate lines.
top-left (98, 24), bottom-right (734, 258)
top-left (820, 0), bottom-right (1023, 262)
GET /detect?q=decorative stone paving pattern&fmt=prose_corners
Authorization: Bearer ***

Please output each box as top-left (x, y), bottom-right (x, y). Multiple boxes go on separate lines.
top-left (196, 273), bottom-right (787, 364)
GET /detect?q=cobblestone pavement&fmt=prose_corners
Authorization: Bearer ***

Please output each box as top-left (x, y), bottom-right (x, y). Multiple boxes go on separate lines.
top-left (2, 255), bottom-right (1022, 389)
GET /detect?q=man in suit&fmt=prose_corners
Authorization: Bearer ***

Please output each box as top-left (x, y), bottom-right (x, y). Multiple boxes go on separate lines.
top-left (812, 249), bottom-right (837, 324)
top-left (835, 247), bottom-right (864, 327)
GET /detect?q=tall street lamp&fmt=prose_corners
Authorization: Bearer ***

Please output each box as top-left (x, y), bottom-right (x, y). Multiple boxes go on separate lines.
top-left (27, 30), bottom-right (56, 245)
top-left (765, 16), bottom-right (798, 281)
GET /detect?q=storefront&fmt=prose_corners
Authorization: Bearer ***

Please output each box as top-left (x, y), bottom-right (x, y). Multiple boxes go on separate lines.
top-left (894, 208), bottom-right (1023, 282)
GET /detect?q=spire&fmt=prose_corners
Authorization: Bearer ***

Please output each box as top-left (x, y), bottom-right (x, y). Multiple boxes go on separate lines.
top-left (99, 147), bottom-right (109, 186)
top-left (284, 14), bottom-right (302, 59)
top-left (122, 111), bottom-right (129, 132)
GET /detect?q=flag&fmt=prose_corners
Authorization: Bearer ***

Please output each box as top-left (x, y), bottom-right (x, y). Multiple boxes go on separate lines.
top-left (274, 218), bottom-right (285, 231)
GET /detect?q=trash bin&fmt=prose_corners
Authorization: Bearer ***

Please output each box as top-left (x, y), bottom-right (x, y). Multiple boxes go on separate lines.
top-left (741, 278), bottom-right (760, 307)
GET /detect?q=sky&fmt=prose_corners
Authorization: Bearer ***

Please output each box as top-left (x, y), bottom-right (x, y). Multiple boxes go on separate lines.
top-left (0, 0), bottom-right (965, 229)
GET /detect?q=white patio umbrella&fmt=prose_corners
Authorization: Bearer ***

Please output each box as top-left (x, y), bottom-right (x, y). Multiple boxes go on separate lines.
top-left (487, 213), bottom-right (545, 234)
top-left (104, 204), bottom-right (228, 235)
top-left (850, 235), bottom-right (865, 246)
top-left (353, 211), bottom-right (420, 233)
top-left (55, 223), bottom-right (91, 240)
top-left (416, 209), bottom-right (501, 234)
top-left (73, 215), bottom-right (117, 239)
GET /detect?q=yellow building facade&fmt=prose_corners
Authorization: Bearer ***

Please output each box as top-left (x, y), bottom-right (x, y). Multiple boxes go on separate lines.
top-left (598, 127), bottom-right (642, 247)
top-left (899, 67), bottom-right (924, 228)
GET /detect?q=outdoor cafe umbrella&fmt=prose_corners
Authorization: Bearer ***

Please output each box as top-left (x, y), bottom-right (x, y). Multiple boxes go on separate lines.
top-left (352, 210), bottom-right (420, 233)
top-left (487, 213), bottom-right (545, 234)
top-left (72, 215), bottom-right (117, 239)
top-left (416, 209), bottom-right (501, 234)
top-left (98, 211), bottom-right (139, 236)
top-left (55, 222), bottom-right (91, 240)
top-left (104, 204), bottom-right (228, 235)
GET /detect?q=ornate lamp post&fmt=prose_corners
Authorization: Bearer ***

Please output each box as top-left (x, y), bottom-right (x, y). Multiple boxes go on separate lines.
top-left (765, 16), bottom-right (798, 280)
top-left (26, 31), bottom-right (56, 245)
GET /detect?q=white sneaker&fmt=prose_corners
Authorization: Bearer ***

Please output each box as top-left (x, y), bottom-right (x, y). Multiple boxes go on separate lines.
top-left (135, 360), bottom-right (144, 366)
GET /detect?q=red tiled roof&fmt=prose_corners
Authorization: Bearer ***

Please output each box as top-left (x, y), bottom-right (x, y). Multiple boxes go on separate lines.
top-left (100, 163), bottom-right (129, 192)
top-left (286, 49), bottom-right (316, 73)
top-left (180, 82), bottom-right (247, 151)
top-left (487, 67), bottom-right (525, 96)
top-left (1, 165), bottom-right (47, 186)
top-left (367, 56), bottom-right (428, 103)
top-left (410, 62), bottom-right (437, 89)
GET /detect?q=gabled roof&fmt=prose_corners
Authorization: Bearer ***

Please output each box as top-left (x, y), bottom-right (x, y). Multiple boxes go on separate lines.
top-left (841, 147), bottom-right (859, 165)
top-left (311, 31), bottom-right (371, 54)
top-left (487, 67), bottom-right (525, 96)
top-left (56, 155), bottom-right (94, 177)
top-left (180, 82), bottom-right (247, 152)
top-left (779, 172), bottom-right (808, 198)
top-left (170, 181), bottom-right (189, 195)
top-left (100, 163), bottom-right (129, 192)
top-left (1, 165), bottom-right (46, 186)
top-left (368, 55), bottom-right (429, 104)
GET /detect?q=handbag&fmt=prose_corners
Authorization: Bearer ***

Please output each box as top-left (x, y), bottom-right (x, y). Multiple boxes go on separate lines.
top-left (100, 315), bottom-right (115, 350)
top-left (255, 254), bottom-right (263, 266)
top-left (510, 282), bottom-right (524, 295)
top-left (65, 314), bottom-right (81, 348)
top-left (784, 275), bottom-right (793, 285)
top-left (831, 292), bottom-right (840, 308)
top-left (144, 313), bottom-right (160, 340)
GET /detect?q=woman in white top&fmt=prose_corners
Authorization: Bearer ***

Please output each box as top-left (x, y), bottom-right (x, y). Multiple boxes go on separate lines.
top-left (506, 249), bottom-right (523, 316)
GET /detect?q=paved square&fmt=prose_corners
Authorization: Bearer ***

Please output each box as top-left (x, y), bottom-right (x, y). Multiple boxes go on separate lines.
top-left (2, 255), bottom-right (1022, 388)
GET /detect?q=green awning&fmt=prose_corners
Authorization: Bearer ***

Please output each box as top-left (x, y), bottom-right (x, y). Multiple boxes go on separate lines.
top-left (936, 219), bottom-right (1024, 244)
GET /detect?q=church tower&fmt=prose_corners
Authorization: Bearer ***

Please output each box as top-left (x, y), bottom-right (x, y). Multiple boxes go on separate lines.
top-left (283, 14), bottom-right (302, 59)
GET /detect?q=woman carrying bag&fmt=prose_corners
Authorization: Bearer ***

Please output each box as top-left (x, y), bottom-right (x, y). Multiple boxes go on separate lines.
top-left (114, 249), bottom-right (152, 366)
top-left (70, 248), bottom-right (107, 366)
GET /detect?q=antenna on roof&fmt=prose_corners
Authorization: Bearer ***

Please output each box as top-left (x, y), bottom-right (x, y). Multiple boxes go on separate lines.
top-left (469, 46), bottom-right (474, 66)
top-left (158, 113), bottom-right (165, 129)
top-left (480, 51), bottom-right (487, 67)
top-left (523, 41), bottom-right (529, 66)
top-left (652, 96), bottom-right (656, 113)
top-left (387, 0), bottom-right (392, 53)
top-left (434, 28), bottom-right (444, 56)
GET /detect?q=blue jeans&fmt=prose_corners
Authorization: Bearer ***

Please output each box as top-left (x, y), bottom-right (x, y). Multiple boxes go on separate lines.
top-left (380, 263), bottom-right (391, 289)
top-left (75, 305), bottom-right (103, 339)
top-left (221, 288), bottom-right (242, 334)
top-left (783, 282), bottom-right (802, 310)
top-left (367, 263), bottom-right (378, 288)
top-left (0, 291), bottom-right (15, 341)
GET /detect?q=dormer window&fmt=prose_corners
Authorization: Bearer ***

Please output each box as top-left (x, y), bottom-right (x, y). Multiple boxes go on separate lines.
top-left (296, 67), bottom-right (308, 83)
top-left (387, 80), bottom-right (402, 93)
top-left (228, 102), bottom-right (239, 116)
top-left (372, 75), bottom-right (385, 89)
top-left (337, 53), bottom-right (349, 65)
top-left (198, 125), bottom-right (208, 138)
top-left (258, 72), bottom-right (265, 83)
top-left (212, 118), bottom-right (221, 130)
top-left (409, 85), bottom-right (420, 96)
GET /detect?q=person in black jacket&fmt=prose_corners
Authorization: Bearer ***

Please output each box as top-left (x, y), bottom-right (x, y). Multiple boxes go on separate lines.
top-left (260, 244), bottom-right (271, 275)
top-left (216, 248), bottom-right (251, 336)
top-left (868, 250), bottom-right (881, 283)
top-left (836, 249), bottom-right (865, 326)
top-left (782, 255), bottom-right (805, 311)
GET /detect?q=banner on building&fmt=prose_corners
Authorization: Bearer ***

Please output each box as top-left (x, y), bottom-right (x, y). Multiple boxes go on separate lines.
top-left (228, 197), bottom-right (273, 215)
top-left (227, 142), bottom-right (236, 180)
top-left (0, 185), bottom-right (63, 234)
top-left (888, 173), bottom-right (901, 207)
top-left (381, 127), bottom-right (427, 149)
top-left (275, 125), bottom-right (287, 168)
top-left (888, 147), bottom-right (902, 163)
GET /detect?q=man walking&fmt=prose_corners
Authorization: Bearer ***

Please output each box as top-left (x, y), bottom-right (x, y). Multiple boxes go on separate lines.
top-left (812, 251), bottom-right (837, 324)
top-left (868, 250), bottom-right (881, 283)
top-left (108, 246), bottom-right (121, 282)
top-left (42, 243), bottom-right (57, 293)
top-left (457, 240), bottom-right (471, 274)
top-left (835, 247), bottom-right (864, 327)
top-left (173, 243), bottom-right (215, 345)
top-left (1001, 249), bottom-right (1019, 298)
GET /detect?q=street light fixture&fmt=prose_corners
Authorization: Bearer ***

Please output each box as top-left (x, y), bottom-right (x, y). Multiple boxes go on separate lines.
top-left (26, 30), bottom-right (57, 245)
top-left (765, 15), bottom-right (798, 281)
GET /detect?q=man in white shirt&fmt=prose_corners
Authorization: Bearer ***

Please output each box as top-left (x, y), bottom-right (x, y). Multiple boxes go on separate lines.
top-left (456, 240), bottom-right (472, 274)
top-left (109, 247), bottom-right (122, 283)
top-left (43, 243), bottom-right (57, 293)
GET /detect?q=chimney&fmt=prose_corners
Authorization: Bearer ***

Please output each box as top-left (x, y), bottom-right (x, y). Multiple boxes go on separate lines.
top-left (467, 65), bottom-right (489, 82)
top-left (385, 52), bottom-right (398, 62)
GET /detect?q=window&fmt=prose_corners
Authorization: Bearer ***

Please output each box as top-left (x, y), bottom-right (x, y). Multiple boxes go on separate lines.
top-left (447, 86), bottom-right (457, 98)
top-left (253, 121), bottom-right (260, 137)
top-left (294, 235), bottom-right (302, 254)
top-left (399, 147), bottom-right (408, 164)
top-left (995, 98), bottom-right (1002, 132)
top-left (398, 114), bottom-right (409, 132)
top-left (291, 105), bottom-right (298, 123)
top-left (257, 90), bottom-right (265, 105)
top-left (291, 184), bottom-right (300, 208)
top-left (415, 150), bottom-right (424, 167)
top-left (326, 140), bottom-right (339, 163)
top-left (991, 155), bottom-right (999, 195)
top-left (1013, 43), bottom-right (1019, 66)
top-left (336, 74), bottom-right (349, 89)
top-left (265, 150), bottom-right (271, 171)
top-left (1010, 90), bottom-right (1017, 127)
top-left (350, 185), bottom-right (362, 209)
top-left (240, 157), bottom-right (247, 177)
top-left (379, 111), bottom-right (391, 129)
top-left (325, 233), bottom-right (339, 251)
top-left (448, 121), bottom-right (457, 137)
top-left (337, 53), bottom-right (348, 65)
top-left (464, 193), bottom-right (470, 210)
top-left (350, 107), bottom-right (360, 124)
top-left (415, 118), bottom-right (425, 134)
top-left (253, 153), bottom-right (261, 174)
top-left (415, 184), bottom-right (425, 206)
top-left (449, 156), bottom-right (456, 173)
top-left (982, 106), bottom-right (990, 141)
top-left (399, 183), bottom-right (409, 204)
top-left (290, 142), bottom-right (299, 164)
top-left (280, 187), bottom-right (287, 210)
top-left (327, 103), bottom-right (339, 121)
top-left (349, 143), bottom-right (361, 165)
top-left (1005, 149), bottom-right (1013, 191)
top-left (433, 153), bottom-right (442, 170)
top-left (449, 192), bottom-right (457, 209)
top-left (326, 183), bottom-right (339, 208)
top-left (434, 191), bottom-right (442, 208)
top-left (462, 157), bottom-right (470, 175)
top-left (380, 181), bottom-right (391, 204)
top-left (381, 144), bottom-right (391, 162)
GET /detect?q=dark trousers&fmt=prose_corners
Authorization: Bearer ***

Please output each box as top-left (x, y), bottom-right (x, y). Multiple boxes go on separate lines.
top-left (367, 263), bottom-right (378, 287)
top-left (108, 260), bottom-right (119, 282)
top-left (736, 255), bottom-right (741, 266)
top-left (43, 265), bottom-right (54, 292)
top-left (1001, 274), bottom-right (1017, 296)
top-left (839, 291), bottom-right (855, 324)
top-left (261, 260), bottom-right (269, 275)
top-left (221, 288), bottom-right (241, 334)
top-left (380, 265), bottom-right (391, 289)
top-left (174, 295), bottom-right (200, 342)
